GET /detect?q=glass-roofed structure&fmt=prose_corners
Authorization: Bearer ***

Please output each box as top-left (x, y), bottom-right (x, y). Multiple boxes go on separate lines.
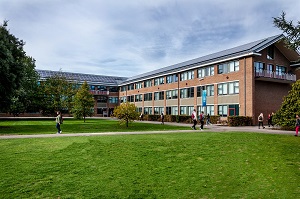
top-left (37, 69), bottom-right (128, 117)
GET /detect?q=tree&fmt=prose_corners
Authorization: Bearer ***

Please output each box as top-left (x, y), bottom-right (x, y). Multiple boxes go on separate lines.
top-left (113, 102), bottom-right (139, 127)
top-left (272, 80), bottom-right (300, 129)
top-left (0, 21), bottom-right (38, 111)
top-left (72, 81), bottom-right (94, 122)
top-left (9, 56), bottom-right (39, 115)
top-left (273, 12), bottom-right (300, 51)
top-left (39, 73), bottom-right (77, 115)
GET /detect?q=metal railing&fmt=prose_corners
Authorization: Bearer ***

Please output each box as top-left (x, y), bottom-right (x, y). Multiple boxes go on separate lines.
top-left (255, 70), bottom-right (296, 81)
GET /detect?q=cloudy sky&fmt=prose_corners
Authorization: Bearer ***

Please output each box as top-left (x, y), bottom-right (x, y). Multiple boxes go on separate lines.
top-left (1, 0), bottom-right (299, 77)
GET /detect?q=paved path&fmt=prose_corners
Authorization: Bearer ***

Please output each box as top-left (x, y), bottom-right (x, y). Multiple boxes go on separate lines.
top-left (0, 120), bottom-right (294, 139)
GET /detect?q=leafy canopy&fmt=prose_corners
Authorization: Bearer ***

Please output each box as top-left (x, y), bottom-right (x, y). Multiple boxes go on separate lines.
top-left (72, 81), bottom-right (94, 122)
top-left (0, 21), bottom-right (38, 111)
top-left (113, 102), bottom-right (139, 127)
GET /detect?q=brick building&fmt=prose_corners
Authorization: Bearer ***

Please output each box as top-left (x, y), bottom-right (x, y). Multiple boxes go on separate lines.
top-left (35, 34), bottom-right (299, 123)
top-left (119, 34), bottom-right (299, 123)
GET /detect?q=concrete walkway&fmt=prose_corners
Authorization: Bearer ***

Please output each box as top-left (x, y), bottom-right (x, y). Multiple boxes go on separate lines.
top-left (0, 120), bottom-right (295, 139)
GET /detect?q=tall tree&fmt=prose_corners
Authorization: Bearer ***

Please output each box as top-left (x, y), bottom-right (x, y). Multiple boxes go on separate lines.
top-left (273, 12), bottom-right (300, 51)
top-left (0, 21), bottom-right (38, 111)
top-left (72, 81), bottom-right (94, 122)
top-left (113, 102), bottom-right (139, 127)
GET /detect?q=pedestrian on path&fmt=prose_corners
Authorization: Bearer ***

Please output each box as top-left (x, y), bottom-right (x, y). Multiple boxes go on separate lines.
top-left (56, 111), bottom-right (63, 134)
top-left (295, 114), bottom-right (300, 136)
top-left (191, 109), bottom-right (197, 130)
top-left (161, 112), bottom-right (164, 125)
top-left (258, 113), bottom-right (265, 129)
top-left (199, 111), bottom-right (205, 131)
top-left (206, 113), bottom-right (212, 126)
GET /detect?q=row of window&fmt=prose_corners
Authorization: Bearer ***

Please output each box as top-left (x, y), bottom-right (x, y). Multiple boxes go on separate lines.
top-left (138, 104), bottom-right (239, 117)
top-left (90, 86), bottom-right (118, 92)
top-left (121, 61), bottom-right (239, 91)
top-left (121, 81), bottom-right (239, 102)
top-left (254, 62), bottom-right (286, 75)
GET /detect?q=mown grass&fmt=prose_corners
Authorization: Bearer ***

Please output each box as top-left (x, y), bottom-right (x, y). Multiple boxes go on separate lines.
top-left (0, 118), bottom-right (188, 135)
top-left (1, 132), bottom-right (300, 198)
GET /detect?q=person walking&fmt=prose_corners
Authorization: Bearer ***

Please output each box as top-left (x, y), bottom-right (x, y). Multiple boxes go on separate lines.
top-left (139, 113), bottom-right (143, 121)
top-left (268, 112), bottom-right (274, 127)
top-left (161, 112), bottom-right (164, 125)
top-left (258, 113), bottom-right (265, 129)
top-left (191, 109), bottom-right (197, 130)
top-left (206, 113), bottom-right (211, 126)
top-left (199, 111), bottom-right (205, 131)
top-left (295, 114), bottom-right (300, 136)
top-left (56, 111), bottom-right (63, 134)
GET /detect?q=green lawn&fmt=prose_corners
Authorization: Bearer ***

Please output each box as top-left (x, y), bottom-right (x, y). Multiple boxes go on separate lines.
top-left (0, 118), bottom-right (188, 135)
top-left (1, 132), bottom-right (300, 198)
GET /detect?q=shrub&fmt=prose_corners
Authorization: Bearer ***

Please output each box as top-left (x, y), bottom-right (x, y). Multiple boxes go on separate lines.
top-left (228, 116), bottom-right (253, 126)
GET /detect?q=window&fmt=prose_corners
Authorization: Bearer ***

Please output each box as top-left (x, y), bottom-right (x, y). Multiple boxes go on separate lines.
top-left (254, 62), bottom-right (265, 73)
top-left (90, 85), bottom-right (95, 90)
top-left (218, 61), bottom-right (239, 74)
top-left (276, 65), bottom-right (286, 76)
top-left (266, 64), bottom-right (273, 73)
top-left (144, 93), bottom-right (153, 101)
top-left (127, 95), bottom-right (134, 102)
top-left (136, 107), bottom-right (142, 113)
top-left (166, 74), bottom-right (178, 84)
top-left (120, 96), bottom-right (126, 103)
top-left (154, 91), bottom-right (164, 100)
top-left (97, 96), bottom-right (107, 103)
top-left (144, 107), bottom-right (152, 115)
top-left (128, 84), bottom-right (134, 90)
top-left (197, 86), bottom-right (204, 97)
top-left (180, 87), bottom-right (194, 98)
top-left (154, 107), bottom-right (164, 115)
top-left (267, 45), bottom-right (274, 59)
top-left (166, 106), bottom-right (178, 115)
top-left (135, 94), bottom-right (143, 102)
top-left (206, 85), bottom-right (214, 96)
top-left (121, 86), bottom-right (127, 92)
top-left (109, 87), bottom-right (118, 92)
top-left (180, 106), bottom-right (194, 115)
top-left (109, 97), bottom-right (118, 104)
top-left (180, 70), bottom-right (194, 81)
top-left (135, 82), bottom-right (143, 89)
top-left (198, 66), bottom-right (214, 78)
top-left (218, 105), bottom-right (228, 116)
top-left (98, 86), bottom-right (107, 91)
top-left (166, 89), bottom-right (178, 99)
top-left (154, 77), bottom-right (164, 86)
top-left (172, 107), bottom-right (178, 115)
top-left (218, 81), bottom-right (239, 95)
top-left (144, 80), bottom-right (152, 88)
top-left (206, 105), bottom-right (215, 115)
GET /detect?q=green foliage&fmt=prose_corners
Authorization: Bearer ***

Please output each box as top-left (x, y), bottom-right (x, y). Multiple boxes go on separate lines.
top-left (72, 81), bottom-right (94, 122)
top-left (0, 21), bottom-right (38, 111)
top-left (113, 102), bottom-right (139, 127)
top-left (38, 73), bottom-right (77, 115)
top-left (228, 116), bottom-right (253, 126)
top-left (273, 80), bottom-right (300, 128)
top-left (273, 11), bottom-right (300, 51)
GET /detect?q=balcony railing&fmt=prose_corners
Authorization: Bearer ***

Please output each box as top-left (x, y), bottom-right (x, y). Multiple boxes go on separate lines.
top-left (90, 90), bottom-right (110, 95)
top-left (255, 70), bottom-right (296, 81)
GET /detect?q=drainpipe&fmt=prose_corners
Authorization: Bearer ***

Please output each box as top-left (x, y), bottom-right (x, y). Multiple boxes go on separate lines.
top-left (244, 57), bottom-right (246, 116)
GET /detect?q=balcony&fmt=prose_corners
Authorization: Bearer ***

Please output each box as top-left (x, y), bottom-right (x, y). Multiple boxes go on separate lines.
top-left (255, 70), bottom-right (296, 82)
top-left (90, 90), bottom-right (109, 95)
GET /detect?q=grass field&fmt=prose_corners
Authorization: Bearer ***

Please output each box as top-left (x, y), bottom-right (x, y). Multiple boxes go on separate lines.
top-left (1, 119), bottom-right (300, 198)
top-left (0, 118), bottom-right (188, 135)
top-left (1, 131), bottom-right (300, 198)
